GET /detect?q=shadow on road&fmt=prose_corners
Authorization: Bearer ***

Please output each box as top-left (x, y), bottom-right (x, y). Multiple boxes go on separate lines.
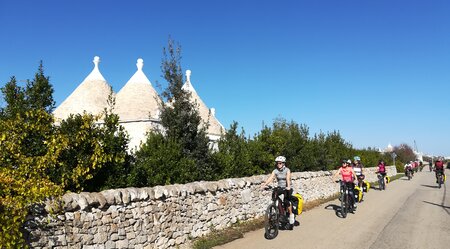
top-left (422, 201), bottom-right (450, 209)
top-left (421, 184), bottom-right (439, 189)
top-left (324, 204), bottom-right (347, 218)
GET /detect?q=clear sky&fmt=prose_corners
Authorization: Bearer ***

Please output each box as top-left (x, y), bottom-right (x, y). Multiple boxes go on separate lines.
top-left (1, 0), bottom-right (449, 157)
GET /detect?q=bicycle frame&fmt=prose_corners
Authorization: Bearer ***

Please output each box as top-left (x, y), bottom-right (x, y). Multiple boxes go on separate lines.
top-left (264, 186), bottom-right (291, 239)
top-left (405, 167), bottom-right (412, 180)
top-left (437, 171), bottom-right (444, 189)
top-left (377, 173), bottom-right (385, 190)
top-left (338, 180), bottom-right (354, 218)
top-left (271, 187), bottom-right (289, 223)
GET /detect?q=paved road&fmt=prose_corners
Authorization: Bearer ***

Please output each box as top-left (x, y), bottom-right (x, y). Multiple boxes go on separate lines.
top-left (215, 169), bottom-right (450, 249)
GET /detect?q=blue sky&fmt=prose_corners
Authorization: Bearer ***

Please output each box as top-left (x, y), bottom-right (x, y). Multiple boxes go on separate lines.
top-left (1, 0), bottom-right (449, 157)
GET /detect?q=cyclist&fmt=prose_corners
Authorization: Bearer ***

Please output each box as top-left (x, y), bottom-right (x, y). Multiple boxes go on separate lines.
top-left (333, 159), bottom-right (358, 209)
top-left (377, 160), bottom-right (388, 188)
top-left (404, 162), bottom-right (413, 178)
top-left (261, 156), bottom-right (295, 224)
top-left (352, 156), bottom-right (365, 188)
top-left (434, 158), bottom-right (445, 184)
top-left (409, 161), bottom-right (415, 176)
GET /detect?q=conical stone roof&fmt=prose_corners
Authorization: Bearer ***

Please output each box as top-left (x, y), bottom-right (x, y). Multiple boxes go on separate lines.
top-left (115, 58), bottom-right (161, 121)
top-left (53, 56), bottom-right (113, 121)
top-left (115, 58), bottom-right (162, 151)
top-left (182, 70), bottom-right (224, 137)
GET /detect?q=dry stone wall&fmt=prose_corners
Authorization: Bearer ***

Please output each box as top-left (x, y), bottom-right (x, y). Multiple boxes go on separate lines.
top-left (25, 166), bottom-right (396, 249)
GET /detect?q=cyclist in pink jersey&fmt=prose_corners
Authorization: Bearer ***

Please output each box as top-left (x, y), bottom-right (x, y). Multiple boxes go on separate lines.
top-left (333, 159), bottom-right (358, 208)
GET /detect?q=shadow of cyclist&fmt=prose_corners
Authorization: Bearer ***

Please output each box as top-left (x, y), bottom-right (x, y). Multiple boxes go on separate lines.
top-left (324, 204), bottom-right (347, 218)
top-left (421, 184), bottom-right (440, 189)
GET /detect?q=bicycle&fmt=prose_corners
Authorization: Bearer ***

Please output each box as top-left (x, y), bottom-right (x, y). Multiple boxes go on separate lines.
top-left (405, 166), bottom-right (412, 180)
top-left (263, 186), bottom-right (293, 239)
top-left (377, 172), bottom-right (386, 190)
top-left (436, 171), bottom-right (444, 189)
top-left (337, 180), bottom-right (355, 218)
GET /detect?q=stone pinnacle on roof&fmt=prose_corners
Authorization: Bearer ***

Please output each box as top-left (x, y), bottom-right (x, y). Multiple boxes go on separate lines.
top-left (183, 69), bottom-right (195, 93)
top-left (137, 58), bottom-right (144, 70)
top-left (115, 58), bottom-right (161, 121)
top-left (85, 56), bottom-right (106, 82)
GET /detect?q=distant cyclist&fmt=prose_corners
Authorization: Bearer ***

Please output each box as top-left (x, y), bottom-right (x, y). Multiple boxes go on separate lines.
top-left (409, 161), bottom-right (415, 176)
top-left (377, 160), bottom-right (388, 188)
top-left (261, 156), bottom-right (295, 224)
top-left (333, 159), bottom-right (358, 208)
top-left (404, 162), bottom-right (413, 178)
top-left (434, 158), bottom-right (445, 184)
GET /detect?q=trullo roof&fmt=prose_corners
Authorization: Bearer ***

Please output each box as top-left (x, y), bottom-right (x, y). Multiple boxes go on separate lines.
top-left (182, 70), bottom-right (224, 136)
top-left (115, 58), bottom-right (162, 151)
top-left (115, 58), bottom-right (161, 121)
top-left (53, 56), bottom-right (113, 121)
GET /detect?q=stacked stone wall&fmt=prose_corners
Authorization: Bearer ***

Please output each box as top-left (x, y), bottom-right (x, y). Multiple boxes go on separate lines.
top-left (25, 166), bottom-right (396, 248)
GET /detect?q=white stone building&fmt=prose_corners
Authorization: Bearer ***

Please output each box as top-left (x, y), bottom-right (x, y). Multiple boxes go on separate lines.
top-left (53, 56), bottom-right (225, 152)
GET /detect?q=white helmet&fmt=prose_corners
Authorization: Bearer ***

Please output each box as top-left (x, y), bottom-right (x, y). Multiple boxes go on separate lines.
top-left (275, 156), bottom-right (286, 163)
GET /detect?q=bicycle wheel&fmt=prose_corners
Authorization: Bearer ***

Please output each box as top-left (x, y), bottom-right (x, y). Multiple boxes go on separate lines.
top-left (379, 176), bottom-right (384, 190)
top-left (264, 204), bottom-right (279, 239)
top-left (340, 192), bottom-right (348, 218)
top-left (438, 175), bottom-right (442, 189)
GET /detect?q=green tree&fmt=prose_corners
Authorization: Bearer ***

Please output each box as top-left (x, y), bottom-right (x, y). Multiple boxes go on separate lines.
top-left (0, 76), bottom-right (27, 119)
top-left (393, 143), bottom-right (416, 164)
top-left (251, 118), bottom-right (311, 172)
top-left (0, 108), bottom-right (121, 247)
top-left (0, 62), bottom-right (54, 119)
top-left (25, 61), bottom-right (55, 114)
top-left (1, 63), bottom-right (56, 157)
top-left (212, 121), bottom-right (261, 179)
top-left (0, 110), bottom-right (63, 248)
top-left (54, 104), bottom-right (130, 192)
top-left (83, 94), bottom-right (131, 191)
top-left (131, 134), bottom-right (196, 186)
top-left (302, 132), bottom-right (328, 171)
top-left (130, 38), bottom-right (214, 186)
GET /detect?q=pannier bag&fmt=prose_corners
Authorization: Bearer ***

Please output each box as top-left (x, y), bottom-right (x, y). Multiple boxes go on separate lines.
top-left (362, 181), bottom-right (370, 193)
top-left (354, 186), bottom-right (363, 202)
top-left (386, 176), bottom-right (391, 184)
top-left (291, 193), bottom-right (304, 215)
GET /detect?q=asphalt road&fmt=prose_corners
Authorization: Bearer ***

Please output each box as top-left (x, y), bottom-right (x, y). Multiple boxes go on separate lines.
top-left (215, 169), bottom-right (450, 249)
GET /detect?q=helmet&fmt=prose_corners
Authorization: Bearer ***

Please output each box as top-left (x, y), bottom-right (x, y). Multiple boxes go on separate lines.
top-left (354, 156), bottom-right (361, 161)
top-left (275, 156), bottom-right (286, 163)
top-left (347, 159), bottom-right (352, 164)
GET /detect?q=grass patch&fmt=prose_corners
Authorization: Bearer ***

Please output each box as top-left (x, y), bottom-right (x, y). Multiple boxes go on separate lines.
top-left (192, 218), bottom-right (265, 249)
top-left (389, 173), bottom-right (404, 181)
